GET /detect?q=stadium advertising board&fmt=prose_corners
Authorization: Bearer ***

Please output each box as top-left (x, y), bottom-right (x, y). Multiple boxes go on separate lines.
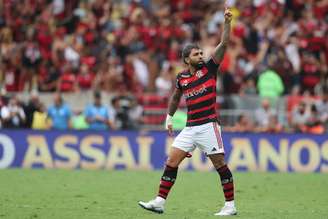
top-left (0, 130), bottom-right (327, 172)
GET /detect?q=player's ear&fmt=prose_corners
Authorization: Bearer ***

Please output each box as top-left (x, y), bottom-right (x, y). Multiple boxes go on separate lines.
top-left (184, 57), bottom-right (190, 65)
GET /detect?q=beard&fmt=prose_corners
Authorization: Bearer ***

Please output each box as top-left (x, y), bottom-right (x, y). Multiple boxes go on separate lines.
top-left (192, 61), bottom-right (204, 70)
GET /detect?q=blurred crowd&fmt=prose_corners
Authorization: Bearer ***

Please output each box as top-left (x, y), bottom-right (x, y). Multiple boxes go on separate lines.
top-left (0, 90), bottom-right (327, 133)
top-left (0, 0), bottom-right (327, 95)
top-left (225, 93), bottom-right (328, 134)
top-left (0, 0), bottom-right (327, 132)
top-left (0, 90), bottom-right (143, 130)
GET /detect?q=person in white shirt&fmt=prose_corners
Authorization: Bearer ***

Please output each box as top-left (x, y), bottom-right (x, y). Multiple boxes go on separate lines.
top-left (1, 95), bottom-right (26, 128)
top-left (255, 99), bottom-right (276, 128)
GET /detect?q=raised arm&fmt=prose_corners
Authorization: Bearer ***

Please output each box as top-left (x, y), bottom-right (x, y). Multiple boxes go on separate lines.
top-left (165, 87), bottom-right (183, 135)
top-left (213, 7), bottom-right (232, 64)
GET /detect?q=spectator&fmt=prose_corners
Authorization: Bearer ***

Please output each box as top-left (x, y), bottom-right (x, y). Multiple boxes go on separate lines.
top-left (110, 88), bottom-right (139, 130)
top-left (76, 64), bottom-right (95, 91)
top-left (128, 99), bottom-right (143, 129)
top-left (132, 52), bottom-right (150, 90)
top-left (255, 99), bottom-right (277, 129)
top-left (38, 61), bottom-right (61, 92)
top-left (239, 78), bottom-right (257, 96)
top-left (225, 114), bottom-right (254, 133)
top-left (155, 62), bottom-right (175, 96)
top-left (316, 93), bottom-right (328, 130)
top-left (84, 91), bottom-right (112, 130)
top-left (21, 28), bottom-right (42, 91)
top-left (32, 103), bottom-right (51, 130)
top-left (23, 90), bottom-right (40, 128)
top-left (71, 110), bottom-right (89, 130)
top-left (109, 97), bottom-right (121, 129)
top-left (300, 53), bottom-right (322, 94)
top-left (1, 95), bottom-right (26, 128)
top-left (47, 93), bottom-right (72, 130)
top-left (110, 96), bottom-right (132, 130)
top-left (1, 28), bottom-right (20, 92)
top-left (291, 101), bottom-right (311, 132)
top-left (304, 104), bottom-right (325, 134)
top-left (0, 89), bottom-right (10, 128)
top-left (260, 115), bottom-right (283, 133)
top-left (257, 59), bottom-right (284, 98)
top-left (58, 65), bottom-right (77, 92)
top-left (2, 59), bottom-right (20, 92)
top-left (93, 58), bottom-right (124, 92)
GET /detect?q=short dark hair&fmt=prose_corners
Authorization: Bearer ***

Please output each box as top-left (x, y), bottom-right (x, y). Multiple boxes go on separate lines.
top-left (94, 90), bottom-right (101, 99)
top-left (181, 43), bottom-right (200, 64)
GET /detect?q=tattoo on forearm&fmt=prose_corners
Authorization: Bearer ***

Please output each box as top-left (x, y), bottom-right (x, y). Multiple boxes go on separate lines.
top-left (222, 22), bottom-right (231, 44)
top-left (214, 22), bottom-right (231, 63)
top-left (168, 90), bottom-right (181, 116)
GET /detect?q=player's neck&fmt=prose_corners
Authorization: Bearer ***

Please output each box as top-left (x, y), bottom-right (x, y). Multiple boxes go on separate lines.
top-left (189, 66), bottom-right (197, 75)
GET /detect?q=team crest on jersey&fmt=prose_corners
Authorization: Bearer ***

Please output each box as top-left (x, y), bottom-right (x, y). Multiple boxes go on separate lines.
top-left (181, 79), bottom-right (189, 87)
top-left (196, 70), bottom-right (203, 78)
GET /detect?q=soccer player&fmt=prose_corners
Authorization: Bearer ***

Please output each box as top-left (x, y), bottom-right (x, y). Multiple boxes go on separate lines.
top-left (138, 6), bottom-right (236, 216)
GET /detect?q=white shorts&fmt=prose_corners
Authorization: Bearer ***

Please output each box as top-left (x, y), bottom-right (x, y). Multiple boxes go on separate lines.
top-left (172, 122), bottom-right (225, 156)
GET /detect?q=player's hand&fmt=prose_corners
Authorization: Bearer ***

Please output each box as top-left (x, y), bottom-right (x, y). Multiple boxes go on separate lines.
top-left (165, 115), bottom-right (173, 136)
top-left (224, 6), bottom-right (232, 24)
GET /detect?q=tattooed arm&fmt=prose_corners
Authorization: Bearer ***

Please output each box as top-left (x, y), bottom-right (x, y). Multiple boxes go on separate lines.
top-left (168, 88), bottom-right (183, 116)
top-left (166, 88), bottom-right (182, 135)
top-left (213, 7), bottom-right (232, 64)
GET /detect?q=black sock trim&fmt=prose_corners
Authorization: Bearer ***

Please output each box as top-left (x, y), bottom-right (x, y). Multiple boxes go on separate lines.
top-left (165, 165), bottom-right (178, 171)
top-left (160, 185), bottom-right (171, 190)
top-left (216, 164), bottom-right (228, 173)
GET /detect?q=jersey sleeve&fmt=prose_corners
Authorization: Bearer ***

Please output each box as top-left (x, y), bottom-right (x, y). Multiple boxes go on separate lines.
top-left (206, 57), bottom-right (220, 76)
top-left (175, 74), bottom-right (182, 90)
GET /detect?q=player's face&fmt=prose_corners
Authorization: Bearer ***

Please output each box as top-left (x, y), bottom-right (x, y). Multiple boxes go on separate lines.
top-left (187, 48), bottom-right (204, 69)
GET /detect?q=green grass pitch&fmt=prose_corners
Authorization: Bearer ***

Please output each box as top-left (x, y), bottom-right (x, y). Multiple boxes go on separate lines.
top-left (0, 169), bottom-right (327, 219)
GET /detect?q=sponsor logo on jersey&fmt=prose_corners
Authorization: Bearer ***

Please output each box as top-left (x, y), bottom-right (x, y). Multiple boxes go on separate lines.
top-left (184, 85), bottom-right (207, 98)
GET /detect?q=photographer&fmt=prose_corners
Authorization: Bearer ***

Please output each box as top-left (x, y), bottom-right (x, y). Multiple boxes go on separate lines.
top-left (1, 95), bottom-right (26, 128)
top-left (110, 94), bottom-right (142, 130)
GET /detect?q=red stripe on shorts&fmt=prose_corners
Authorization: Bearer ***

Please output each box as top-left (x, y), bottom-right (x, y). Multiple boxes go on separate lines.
top-left (213, 122), bottom-right (223, 149)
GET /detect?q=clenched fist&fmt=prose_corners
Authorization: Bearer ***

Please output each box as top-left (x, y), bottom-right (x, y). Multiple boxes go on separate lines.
top-left (224, 7), bottom-right (232, 24)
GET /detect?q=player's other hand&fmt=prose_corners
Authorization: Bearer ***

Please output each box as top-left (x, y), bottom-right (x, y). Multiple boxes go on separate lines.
top-left (224, 7), bottom-right (232, 23)
top-left (165, 115), bottom-right (173, 136)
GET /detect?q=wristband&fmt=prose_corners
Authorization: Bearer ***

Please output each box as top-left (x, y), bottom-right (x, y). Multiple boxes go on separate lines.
top-left (165, 115), bottom-right (173, 129)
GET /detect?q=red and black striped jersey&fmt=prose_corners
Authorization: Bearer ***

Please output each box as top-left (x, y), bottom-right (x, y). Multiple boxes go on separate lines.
top-left (176, 57), bottom-right (219, 126)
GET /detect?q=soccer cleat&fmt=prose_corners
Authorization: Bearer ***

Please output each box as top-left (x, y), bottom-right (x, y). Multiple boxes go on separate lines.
top-left (138, 199), bottom-right (165, 214)
top-left (214, 205), bottom-right (237, 216)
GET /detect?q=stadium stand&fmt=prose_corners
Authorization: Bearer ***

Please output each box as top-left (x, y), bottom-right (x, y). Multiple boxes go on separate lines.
top-left (0, 0), bottom-right (327, 132)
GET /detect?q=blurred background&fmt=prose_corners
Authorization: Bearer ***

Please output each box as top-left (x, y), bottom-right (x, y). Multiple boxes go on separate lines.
top-left (0, 0), bottom-right (327, 133)
top-left (1, 2), bottom-right (327, 217)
